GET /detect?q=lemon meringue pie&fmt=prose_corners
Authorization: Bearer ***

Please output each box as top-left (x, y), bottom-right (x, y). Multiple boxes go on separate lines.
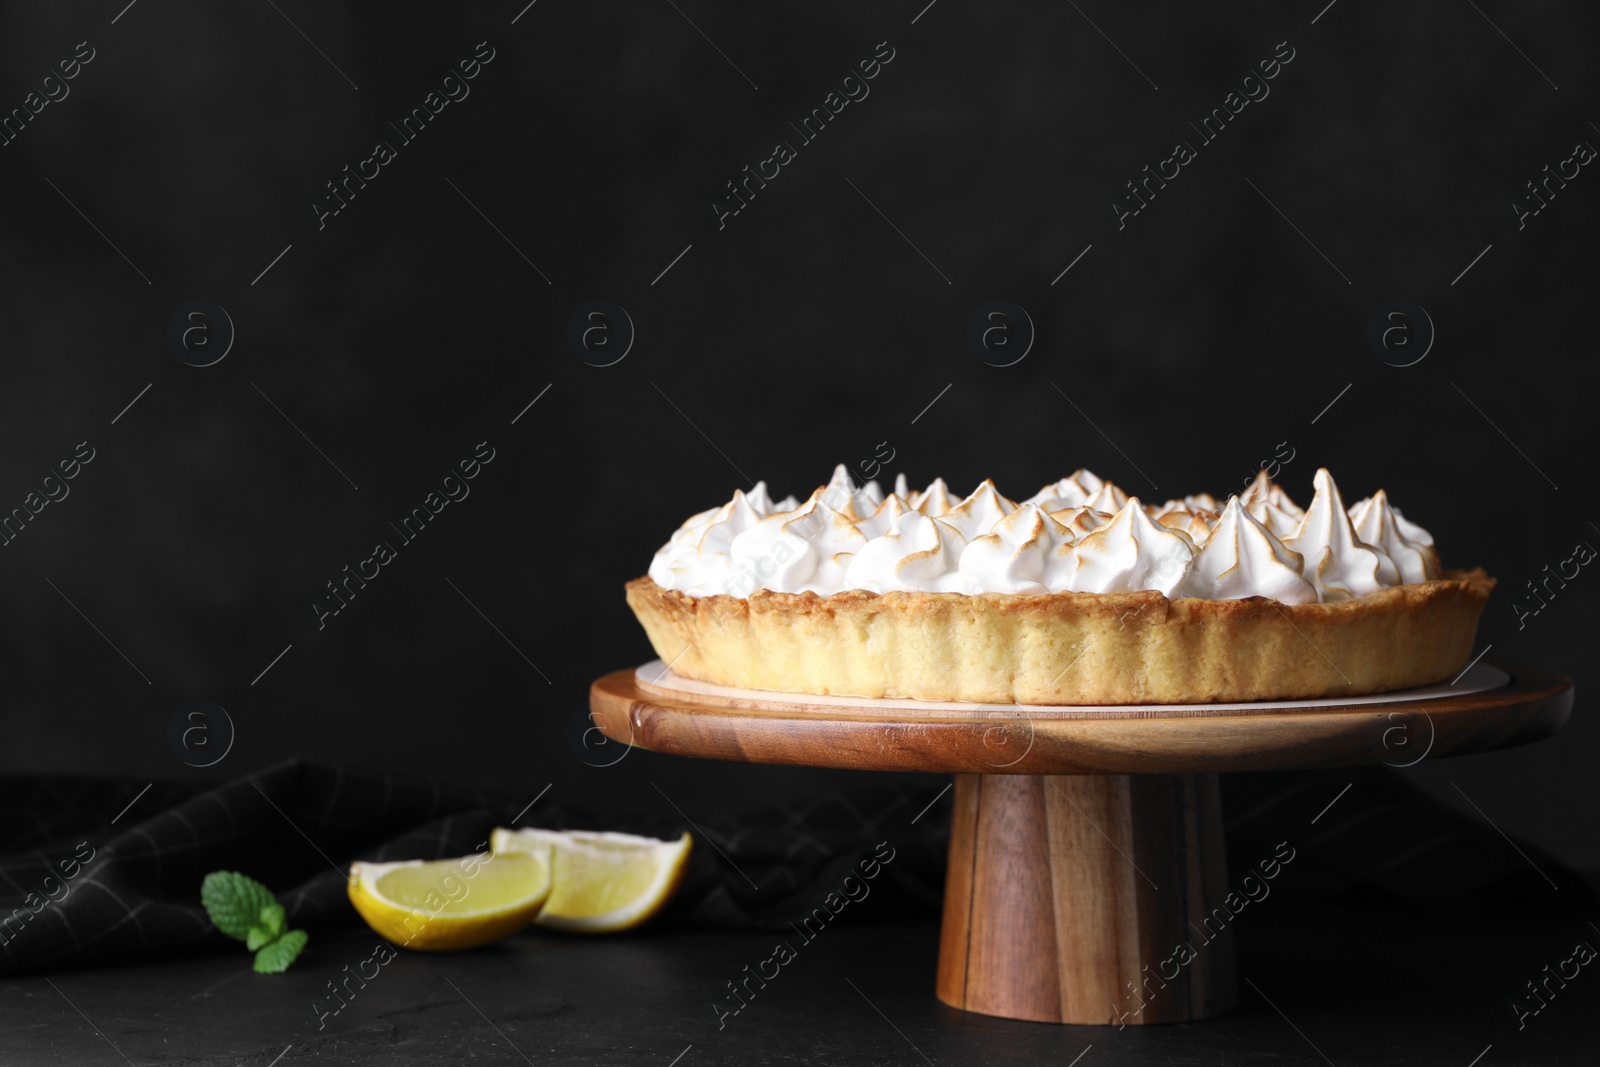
top-left (627, 466), bottom-right (1492, 704)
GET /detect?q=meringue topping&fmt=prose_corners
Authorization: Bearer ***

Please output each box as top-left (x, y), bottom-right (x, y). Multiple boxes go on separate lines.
top-left (1283, 469), bottom-right (1401, 601)
top-left (1021, 469), bottom-right (1103, 511)
top-left (1349, 495), bottom-right (1433, 547)
top-left (1180, 498), bottom-right (1317, 604)
top-left (844, 512), bottom-right (967, 593)
top-left (855, 492), bottom-right (914, 540)
top-left (822, 463), bottom-right (882, 518)
top-left (940, 480), bottom-right (1019, 540)
top-left (1181, 508), bottom-right (1219, 546)
top-left (1244, 495), bottom-right (1304, 539)
top-left (1349, 489), bottom-right (1441, 584)
top-left (646, 489), bottom-right (763, 595)
top-left (1050, 505), bottom-right (1116, 542)
top-left (1240, 470), bottom-right (1305, 519)
top-left (647, 466), bottom-right (1441, 604)
top-left (1240, 469), bottom-right (1306, 538)
top-left (1058, 497), bottom-right (1196, 596)
top-left (955, 504), bottom-right (1075, 594)
top-left (909, 478), bottom-right (955, 516)
top-left (727, 489), bottom-right (866, 596)
top-left (745, 481), bottom-right (777, 514)
top-left (1082, 481), bottom-right (1131, 515)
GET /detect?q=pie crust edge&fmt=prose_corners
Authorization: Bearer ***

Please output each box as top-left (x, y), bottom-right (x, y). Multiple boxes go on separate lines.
top-left (624, 570), bottom-right (1494, 705)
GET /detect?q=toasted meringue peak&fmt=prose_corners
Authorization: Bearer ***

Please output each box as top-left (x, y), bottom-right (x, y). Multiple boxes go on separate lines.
top-left (1349, 495), bottom-right (1434, 547)
top-left (910, 478), bottom-right (956, 516)
top-left (1151, 501), bottom-right (1218, 541)
top-left (695, 490), bottom-right (763, 550)
top-left (1048, 505), bottom-right (1116, 542)
top-left (1394, 506), bottom-right (1433, 548)
top-left (1022, 480), bottom-right (1080, 511)
top-left (775, 488), bottom-right (852, 531)
top-left (649, 466), bottom-right (1441, 603)
top-left (1349, 490), bottom-right (1441, 584)
top-left (1285, 469), bottom-right (1401, 602)
top-left (845, 512), bottom-right (967, 593)
top-left (1243, 494), bottom-right (1304, 539)
top-left (680, 503), bottom-right (724, 529)
top-left (856, 493), bottom-right (914, 540)
top-left (746, 481), bottom-right (776, 514)
top-left (1059, 497), bottom-right (1196, 596)
top-left (1153, 504), bottom-right (1195, 530)
top-left (725, 489), bottom-right (867, 596)
top-left (1185, 510), bottom-right (1219, 546)
top-left (1181, 498), bottom-right (1317, 604)
top-left (940, 480), bottom-right (1019, 540)
top-left (1072, 468), bottom-right (1106, 494)
top-left (648, 518), bottom-right (719, 594)
top-left (819, 463), bottom-right (883, 518)
top-left (1239, 472), bottom-right (1305, 536)
top-left (646, 491), bottom-right (766, 595)
top-left (824, 463), bottom-right (855, 497)
top-left (1083, 481), bottom-right (1131, 515)
top-left (955, 504), bottom-right (1075, 595)
top-left (1021, 469), bottom-right (1103, 511)
top-left (1239, 470), bottom-right (1305, 518)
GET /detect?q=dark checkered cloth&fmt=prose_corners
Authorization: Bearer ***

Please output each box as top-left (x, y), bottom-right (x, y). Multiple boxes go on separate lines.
top-left (0, 760), bottom-right (1585, 973)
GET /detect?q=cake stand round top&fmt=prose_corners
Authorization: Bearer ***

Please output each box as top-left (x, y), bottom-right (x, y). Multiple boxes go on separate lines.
top-left (588, 662), bottom-right (1571, 775)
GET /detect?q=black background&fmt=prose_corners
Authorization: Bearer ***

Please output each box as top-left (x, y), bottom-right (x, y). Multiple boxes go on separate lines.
top-left (1, 2), bottom-right (1594, 867)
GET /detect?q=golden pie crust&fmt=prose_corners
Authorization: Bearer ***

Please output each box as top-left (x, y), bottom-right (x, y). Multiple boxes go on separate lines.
top-left (625, 570), bottom-right (1494, 705)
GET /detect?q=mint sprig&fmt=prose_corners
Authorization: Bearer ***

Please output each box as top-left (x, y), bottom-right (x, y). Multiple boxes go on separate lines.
top-left (245, 902), bottom-right (286, 950)
top-left (253, 929), bottom-right (309, 974)
top-left (200, 871), bottom-right (275, 940)
top-left (200, 871), bottom-right (308, 974)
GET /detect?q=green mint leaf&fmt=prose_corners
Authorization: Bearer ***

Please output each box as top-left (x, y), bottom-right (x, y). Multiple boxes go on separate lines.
top-left (259, 902), bottom-right (286, 940)
top-left (253, 929), bottom-right (309, 974)
top-left (245, 925), bottom-right (274, 951)
top-left (201, 871), bottom-right (277, 941)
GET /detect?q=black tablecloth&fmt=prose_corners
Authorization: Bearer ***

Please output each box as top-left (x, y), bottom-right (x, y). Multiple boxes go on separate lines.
top-left (0, 759), bottom-right (1587, 973)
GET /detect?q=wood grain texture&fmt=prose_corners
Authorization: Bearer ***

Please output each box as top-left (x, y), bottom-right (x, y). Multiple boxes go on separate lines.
top-left (936, 773), bottom-right (1236, 1024)
top-left (589, 665), bottom-right (1571, 775)
top-left (589, 663), bottom-right (1571, 1025)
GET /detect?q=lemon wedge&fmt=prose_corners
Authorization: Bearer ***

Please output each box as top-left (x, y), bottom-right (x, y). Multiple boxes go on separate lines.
top-left (490, 827), bottom-right (692, 933)
top-left (348, 847), bottom-right (551, 951)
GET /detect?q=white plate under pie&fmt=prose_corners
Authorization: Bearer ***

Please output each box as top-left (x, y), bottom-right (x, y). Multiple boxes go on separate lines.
top-left (634, 659), bottom-right (1511, 719)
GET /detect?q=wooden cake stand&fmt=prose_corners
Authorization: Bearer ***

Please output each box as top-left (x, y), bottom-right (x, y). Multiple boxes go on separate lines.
top-left (589, 662), bottom-right (1571, 1025)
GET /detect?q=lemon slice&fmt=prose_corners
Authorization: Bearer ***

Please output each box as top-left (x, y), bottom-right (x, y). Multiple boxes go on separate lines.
top-left (490, 827), bottom-right (692, 933)
top-left (348, 847), bottom-right (552, 951)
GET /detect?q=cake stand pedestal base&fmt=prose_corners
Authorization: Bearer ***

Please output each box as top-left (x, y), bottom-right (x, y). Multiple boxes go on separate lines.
top-left (936, 772), bottom-right (1235, 1024)
top-left (589, 663), bottom-right (1572, 1026)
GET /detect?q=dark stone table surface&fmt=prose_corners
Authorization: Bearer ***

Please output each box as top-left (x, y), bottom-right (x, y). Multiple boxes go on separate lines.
top-left (3, 890), bottom-right (1594, 1066)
